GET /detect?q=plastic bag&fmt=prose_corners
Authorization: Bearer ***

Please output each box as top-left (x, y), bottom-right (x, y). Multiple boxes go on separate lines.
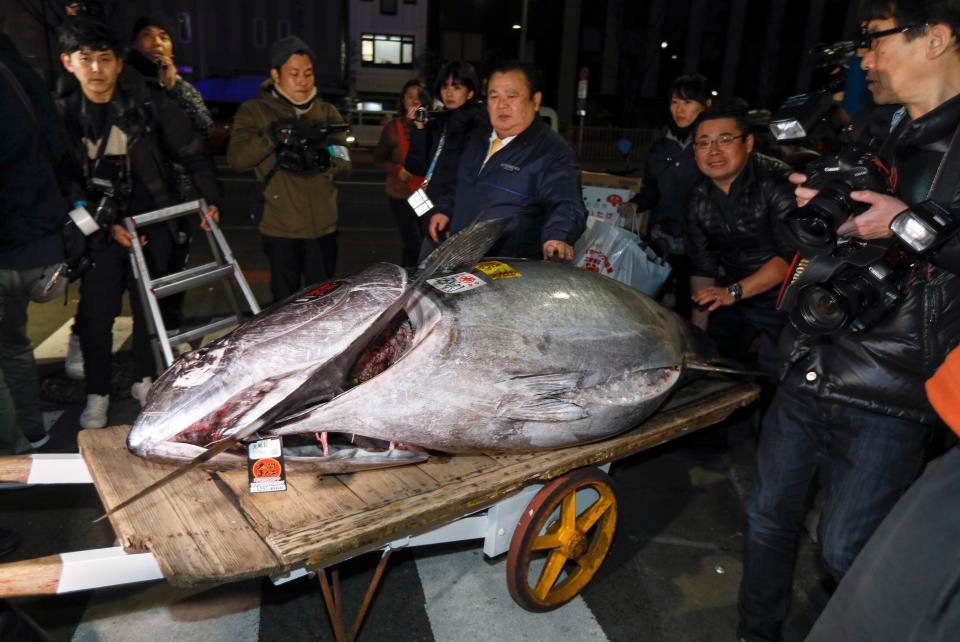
top-left (573, 220), bottom-right (672, 296)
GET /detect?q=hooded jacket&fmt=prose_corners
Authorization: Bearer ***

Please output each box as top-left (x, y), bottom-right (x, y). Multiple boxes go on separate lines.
top-left (779, 94), bottom-right (960, 424)
top-left (227, 79), bottom-right (350, 239)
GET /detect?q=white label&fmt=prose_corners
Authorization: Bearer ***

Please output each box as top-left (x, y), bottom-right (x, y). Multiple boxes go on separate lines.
top-left (248, 438), bottom-right (282, 459)
top-left (407, 188), bottom-right (435, 217)
top-left (327, 145), bottom-right (351, 161)
top-left (427, 272), bottom-right (486, 294)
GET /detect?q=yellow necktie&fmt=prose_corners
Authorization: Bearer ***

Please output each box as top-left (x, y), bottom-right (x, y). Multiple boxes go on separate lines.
top-left (487, 138), bottom-right (503, 161)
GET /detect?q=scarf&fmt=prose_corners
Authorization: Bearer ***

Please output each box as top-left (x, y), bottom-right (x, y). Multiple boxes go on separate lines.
top-left (271, 84), bottom-right (317, 112)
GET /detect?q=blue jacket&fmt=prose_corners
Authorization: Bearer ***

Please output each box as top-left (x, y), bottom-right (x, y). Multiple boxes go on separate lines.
top-left (445, 118), bottom-right (587, 259)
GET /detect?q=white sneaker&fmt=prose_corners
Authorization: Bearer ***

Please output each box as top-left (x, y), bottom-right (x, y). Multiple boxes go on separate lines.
top-left (130, 377), bottom-right (154, 407)
top-left (79, 394), bottom-right (109, 429)
top-left (64, 333), bottom-right (84, 380)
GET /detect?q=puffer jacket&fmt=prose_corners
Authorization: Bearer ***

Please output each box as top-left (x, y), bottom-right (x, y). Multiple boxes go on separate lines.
top-left (631, 129), bottom-right (702, 244)
top-left (685, 153), bottom-right (796, 289)
top-left (779, 93), bottom-right (960, 424)
top-left (227, 80), bottom-right (350, 239)
top-left (448, 117), bottom-right (587, 259)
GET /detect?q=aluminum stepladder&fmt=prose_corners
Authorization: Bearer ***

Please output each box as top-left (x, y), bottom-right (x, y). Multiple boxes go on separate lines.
top-left (125, 199), bottom-right (261, 371)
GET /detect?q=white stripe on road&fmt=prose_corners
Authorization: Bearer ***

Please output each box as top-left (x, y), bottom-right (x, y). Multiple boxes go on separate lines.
top-left (33, 318), bottom-right (133, 362)
top-left (416, 547), bottom-right (610, 642)
top-left (72, 579), bottom-right (261, 642)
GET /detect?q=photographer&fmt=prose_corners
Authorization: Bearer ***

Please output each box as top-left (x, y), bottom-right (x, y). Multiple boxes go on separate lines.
top-left (227, 36), bottom-right (351, 302)
top-left (738, 2), bottom-right (960, 640)
top-left (56, 19), bottom-right (221, 429)
top-left (406, 61), bottom-right (487, 258)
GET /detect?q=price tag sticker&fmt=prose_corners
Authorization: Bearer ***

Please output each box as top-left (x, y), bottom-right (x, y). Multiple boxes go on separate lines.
top-left (475, 260), bottom-right (521, 280)
top-left (427, 272), bottom-right (486, 294)
top-left (247, 437), bottom-right (287, 494)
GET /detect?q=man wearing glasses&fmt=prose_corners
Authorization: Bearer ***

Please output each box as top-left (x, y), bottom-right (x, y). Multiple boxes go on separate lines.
top-left (738, 2), bottom-right (960, 640)
top-left (683, 105), bottom-right (794, 376)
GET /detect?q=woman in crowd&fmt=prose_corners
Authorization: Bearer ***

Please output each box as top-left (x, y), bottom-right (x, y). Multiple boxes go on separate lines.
top-left (617, 74), bottom-right (712, 319)
top-left (405, 60), bottom-right (487, 257)
top-left (373, 79), bottom-right (427, 268)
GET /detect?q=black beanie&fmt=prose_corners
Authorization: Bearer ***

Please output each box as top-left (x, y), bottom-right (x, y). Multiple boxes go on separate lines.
top-left (131, 12), bottom-right (177, 42)
top-left (269, 35), bottom-right (314, 70)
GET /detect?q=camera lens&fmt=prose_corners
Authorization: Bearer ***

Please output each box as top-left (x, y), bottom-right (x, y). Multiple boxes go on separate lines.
top-left (793, 284), bottom-right (849, 334)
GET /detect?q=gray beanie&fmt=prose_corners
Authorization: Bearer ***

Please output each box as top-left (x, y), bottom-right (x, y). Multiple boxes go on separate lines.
top-left (269, 36), bottom-right (314, 70)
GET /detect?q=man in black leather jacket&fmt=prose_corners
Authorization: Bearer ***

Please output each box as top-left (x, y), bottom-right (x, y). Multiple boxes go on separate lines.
top-left (738, 2), bottom-right (960, 640)
top-left (684, 106), bottom-right (794, 376)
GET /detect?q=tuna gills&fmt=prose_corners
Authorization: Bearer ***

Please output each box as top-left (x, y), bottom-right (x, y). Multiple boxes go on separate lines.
top-left (128, 259), bottom-right (715, 472)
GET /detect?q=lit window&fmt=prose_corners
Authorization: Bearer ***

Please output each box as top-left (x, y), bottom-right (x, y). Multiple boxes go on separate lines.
top-left (360, 33), bottom-right (415, 67)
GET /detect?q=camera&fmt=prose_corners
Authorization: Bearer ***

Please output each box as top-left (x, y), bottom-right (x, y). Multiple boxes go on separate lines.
top-left (785, 246), bottom-right (906, 335)
top-left (271, 118), bottom-right (349, 175)
top-left (782, 142), bottom-right (891, 255)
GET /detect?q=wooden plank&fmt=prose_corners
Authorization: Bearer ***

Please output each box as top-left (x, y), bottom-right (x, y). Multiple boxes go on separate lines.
top-left (269, 381), bottom-right (759, 570)
top-left (0, 555), bottom-right (61, 597)
top-left (78, 427), bottom-right (280, 586)
top-left (336, 464), bottom-right (440, 508)
top-left (0, 456), bottom-right (32, 484)
top-left (415, 454), bottom-right (502, 485)
top-left (214, 470), bottom-right (368, 539)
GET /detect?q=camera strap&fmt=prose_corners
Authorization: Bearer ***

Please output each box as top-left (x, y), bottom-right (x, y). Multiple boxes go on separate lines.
top-left (421, 122), bottom-right (447, 189)
top-left (925, 120), bottom-right (960, 203)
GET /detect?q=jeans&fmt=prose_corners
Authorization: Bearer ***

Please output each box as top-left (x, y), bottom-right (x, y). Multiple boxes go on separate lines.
top-left (0, 267), bottom-right (45, 454)
top-left (261, 233), bottom-right (338, 303)
top-left (737, 372), bottom-right (931, 642)
top-left (707, 299), bottom-right (786, 377)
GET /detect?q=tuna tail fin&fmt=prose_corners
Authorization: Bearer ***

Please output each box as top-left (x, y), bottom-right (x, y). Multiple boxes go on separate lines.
top-left (414, 217), bottom-right (509, 285)
top-left (684, 358), bottom-right (771, 380)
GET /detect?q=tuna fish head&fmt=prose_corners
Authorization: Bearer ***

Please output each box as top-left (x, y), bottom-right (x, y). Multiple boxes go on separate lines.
top-left (127, 263), bottom-right (409, 465)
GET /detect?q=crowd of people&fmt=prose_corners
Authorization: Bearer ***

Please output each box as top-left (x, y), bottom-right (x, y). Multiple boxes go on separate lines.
top-left (1, 0), bottom-right (959, 639)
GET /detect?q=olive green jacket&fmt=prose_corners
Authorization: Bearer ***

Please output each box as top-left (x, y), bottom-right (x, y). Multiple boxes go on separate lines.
top-left (227, 81), bottom-right (350, 238)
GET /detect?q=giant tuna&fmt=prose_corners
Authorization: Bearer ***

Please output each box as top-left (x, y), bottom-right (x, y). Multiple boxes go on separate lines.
top-left (127, 257), bottom-right (716, 473)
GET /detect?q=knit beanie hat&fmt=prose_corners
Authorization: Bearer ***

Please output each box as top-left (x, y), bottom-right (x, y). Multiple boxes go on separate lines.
top-left (131, 12), bottom-right (176, 42)
top-left (270, 35), bottom-right (314, 70)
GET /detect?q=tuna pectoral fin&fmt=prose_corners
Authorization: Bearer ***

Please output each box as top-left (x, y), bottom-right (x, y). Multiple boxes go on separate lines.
top-left (684, 358), bottom-right (770, 379)
top-left (496, 372), bottom-right (589, 422)
top-left (416, 217), bottom-right (509, 278)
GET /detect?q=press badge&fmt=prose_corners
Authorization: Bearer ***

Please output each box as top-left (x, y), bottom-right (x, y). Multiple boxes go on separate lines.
top-left (327, 145), bottom-right (351, 162)
top-left (407, 187), bottom-right (434, 217)
top-left (247, 437), bottom-right (287, 494)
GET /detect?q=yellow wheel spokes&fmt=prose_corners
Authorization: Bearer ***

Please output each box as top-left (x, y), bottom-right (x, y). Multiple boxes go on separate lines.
top-left (506, 469), bottom-right (620, 612)
top-left (533, 550), bottom-right (568, 600)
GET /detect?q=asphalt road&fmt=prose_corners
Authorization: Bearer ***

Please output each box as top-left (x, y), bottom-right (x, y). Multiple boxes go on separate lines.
top-left (0, 155), bottom-right (832, 641)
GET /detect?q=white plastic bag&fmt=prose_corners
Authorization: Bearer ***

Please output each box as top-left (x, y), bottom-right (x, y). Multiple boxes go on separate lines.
top-left (573, 221), bottom-right (672, 296)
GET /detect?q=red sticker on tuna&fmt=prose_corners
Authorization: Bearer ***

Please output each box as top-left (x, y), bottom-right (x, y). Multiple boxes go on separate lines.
top-left (294, 281), bottom-right (341, 303)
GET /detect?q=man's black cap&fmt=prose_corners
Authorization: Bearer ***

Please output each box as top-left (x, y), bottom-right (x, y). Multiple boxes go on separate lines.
top-left (270, 35), bottom-right (314, 70)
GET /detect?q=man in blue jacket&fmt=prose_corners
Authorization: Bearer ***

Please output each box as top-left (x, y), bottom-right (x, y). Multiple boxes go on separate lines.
top-left (427, 62), bottom-right (587, 260)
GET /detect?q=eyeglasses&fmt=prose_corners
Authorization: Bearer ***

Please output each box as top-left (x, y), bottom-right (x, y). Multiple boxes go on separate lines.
top-left (857, 23), bottom-right (928, 50)
top-left (694, 133), bottom-right (746, 150)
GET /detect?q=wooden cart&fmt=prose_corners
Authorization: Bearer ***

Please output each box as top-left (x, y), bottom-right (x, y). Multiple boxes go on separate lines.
top-left (0, 377), bottom-right (757, 641)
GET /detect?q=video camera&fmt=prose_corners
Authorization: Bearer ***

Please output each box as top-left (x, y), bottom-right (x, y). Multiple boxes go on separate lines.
top-left (270, 118), bottom-right (350, 175)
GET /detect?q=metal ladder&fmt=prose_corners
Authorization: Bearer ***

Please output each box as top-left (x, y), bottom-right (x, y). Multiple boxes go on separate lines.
top-left (125, 199), bottom-right (261, 371)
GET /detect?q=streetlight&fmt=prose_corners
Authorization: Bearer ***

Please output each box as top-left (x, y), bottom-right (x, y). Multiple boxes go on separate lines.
top-left (660, 41), bottom-right (669, 49)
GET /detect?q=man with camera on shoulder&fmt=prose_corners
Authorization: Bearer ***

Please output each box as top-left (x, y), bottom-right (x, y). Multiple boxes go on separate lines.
top-left (56, 19), bottom-right (221, 429)
top-left (227, 36), bottom-right (351, 303)
top-left (738, 2), bottom-right (960, 640)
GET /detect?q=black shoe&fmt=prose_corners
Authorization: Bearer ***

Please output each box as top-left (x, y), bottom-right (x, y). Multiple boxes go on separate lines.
top-left (0, 529), bottom-right (20, 560)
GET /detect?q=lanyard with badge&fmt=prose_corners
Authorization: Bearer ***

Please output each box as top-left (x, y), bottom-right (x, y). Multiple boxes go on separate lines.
top-left (407, 122), bottom-right (447, 216)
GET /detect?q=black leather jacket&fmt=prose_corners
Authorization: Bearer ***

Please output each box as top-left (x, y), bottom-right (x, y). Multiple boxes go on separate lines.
top-left (779, 94), bottom-right (960, 424)
top-left (684, 153), bottom-right (795, 293)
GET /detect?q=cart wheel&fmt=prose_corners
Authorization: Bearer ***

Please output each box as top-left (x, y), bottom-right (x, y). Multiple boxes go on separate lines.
top-left (506, 468), bottom-right (618, 612)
